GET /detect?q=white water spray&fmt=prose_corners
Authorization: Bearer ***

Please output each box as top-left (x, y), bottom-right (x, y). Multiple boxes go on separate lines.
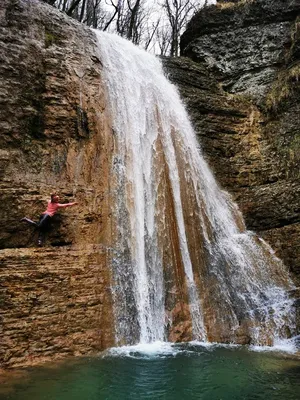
top-left (95, 31), bottom-right (296, 346)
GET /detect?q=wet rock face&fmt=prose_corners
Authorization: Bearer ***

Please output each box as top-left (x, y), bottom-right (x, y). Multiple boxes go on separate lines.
top-left (181, 0), bottom-right (300, 100)
top-left (165, 0), bottom-right (300, 282)
top-left (0, 0), bottom-right (115, 368)
top-left (0, 0), bottom-right (196, 369)
top-left (0, 0), bottom-right (113, 251)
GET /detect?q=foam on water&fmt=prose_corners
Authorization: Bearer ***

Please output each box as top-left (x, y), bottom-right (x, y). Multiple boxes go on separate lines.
top-left (250, 336), bottom-right (300, 354)
top-left (189, 340), bottom-right (241, 350)
top-left (104, 339), bottom-right (300, 361)
top-left (105, 341), bottom-right (180, 359)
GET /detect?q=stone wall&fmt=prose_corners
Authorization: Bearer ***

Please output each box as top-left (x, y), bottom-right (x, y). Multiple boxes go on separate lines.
top-left (0, 0), bottom-right (114, 250)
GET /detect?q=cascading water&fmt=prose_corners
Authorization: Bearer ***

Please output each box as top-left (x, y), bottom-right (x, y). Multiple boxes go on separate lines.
top-left (95, 31), bottom-right (296, 347)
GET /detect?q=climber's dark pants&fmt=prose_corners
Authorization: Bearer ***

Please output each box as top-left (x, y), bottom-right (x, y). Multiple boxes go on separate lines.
top-left (22, 214), bottom-right (51, 245)
top-left (37, 214), bottom-right (51, 244)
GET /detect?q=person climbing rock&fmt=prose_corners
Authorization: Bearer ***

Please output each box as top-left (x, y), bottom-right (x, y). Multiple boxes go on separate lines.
top-left (21, 193), bottom-right (78, 246)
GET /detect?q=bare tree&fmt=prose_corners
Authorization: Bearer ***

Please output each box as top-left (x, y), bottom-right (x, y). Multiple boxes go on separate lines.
top-left (105, 0), bottom-right (146, 44)
top-left (44, 0), bottom-right (153, 46)
top-left (43, 0), bottom-right (57, 4)
top-left (41, 0), bottom-right (210, 52)
top-left (143, 18), bottom-right (161, 51)
top-left (102, 0), bottom-right (119, 31)
top-left (156, 22), bottom-right (171, 56)
top-left (42, 0), bottom-right (114, 29)
top-left (126, 0), bottom-right (141, 40)
top-left (162, 0), bottom-right (204, 56)
top-left (84, 0), bottom-right (108, 28)
top-left (65, 0), bottom-right (82, 16)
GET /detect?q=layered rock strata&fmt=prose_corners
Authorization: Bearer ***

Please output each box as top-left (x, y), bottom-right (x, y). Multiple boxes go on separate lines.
top-left (181, 0), bottom-right (300, 100)
top-left (0, 0), bottom-right (194, 368)
top-left (0, 0), bottom-right (116, 368)
top-left (0, 246), bottom-right (114, 369)
top-left (0, 0), bottom-right (299, 369)
top-left (164, 0), bottom-right (300, 281)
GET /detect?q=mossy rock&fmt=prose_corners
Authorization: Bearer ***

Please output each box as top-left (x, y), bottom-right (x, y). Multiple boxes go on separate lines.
top-left (45, 31), bottom-right (57, 48)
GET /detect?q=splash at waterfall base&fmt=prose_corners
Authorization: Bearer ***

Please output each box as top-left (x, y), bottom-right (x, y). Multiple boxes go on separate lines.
top-left (1, 342), bottom-right (300, 400)
top-left (96, 31), bottom-right (296, 348)
top-left (0, 0), bottom-right (300, 370)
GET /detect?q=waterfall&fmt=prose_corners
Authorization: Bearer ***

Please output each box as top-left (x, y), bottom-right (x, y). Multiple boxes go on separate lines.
top-left (95, 31), bottom-right (296, 346)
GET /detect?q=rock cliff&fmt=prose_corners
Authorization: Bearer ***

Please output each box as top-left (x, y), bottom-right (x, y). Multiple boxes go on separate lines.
top-left (0, 0), bottom-right (194, 369)
top-left (0, 0), bottom-right (116, 369)
top-left (0, 0), bottom-right (299, 369)
top-left (164, 0), bottom-right (300, 282)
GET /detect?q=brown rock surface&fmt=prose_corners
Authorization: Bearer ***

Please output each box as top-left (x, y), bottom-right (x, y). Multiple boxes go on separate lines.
top-left (0, 245), bottom-right (114, 368)
top-left (0, 0), bottom-right (195, 368)
top-left (0, 0), bottom-right (113, 249)
top-left (1, 0), bottom-right (300, 370)
top-left (0, 0), bottom-right (116, 368)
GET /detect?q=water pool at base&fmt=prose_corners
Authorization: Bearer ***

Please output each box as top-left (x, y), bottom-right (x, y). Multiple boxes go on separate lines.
top-left (1, 342), bottom-right (300, 400)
